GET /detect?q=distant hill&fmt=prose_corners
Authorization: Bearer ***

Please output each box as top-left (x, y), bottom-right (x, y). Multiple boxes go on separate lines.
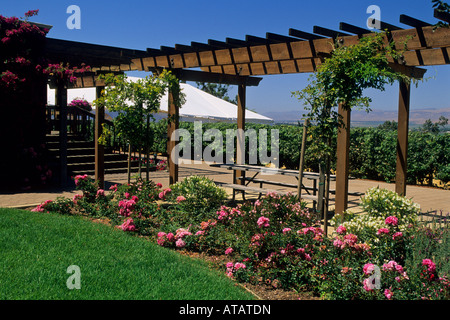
top-left (262, 107), bottom-right (450, 126)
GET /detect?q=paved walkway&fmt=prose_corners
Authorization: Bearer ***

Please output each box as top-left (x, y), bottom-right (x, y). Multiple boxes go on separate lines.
top-left (1, 162), bottom-right (449, 215)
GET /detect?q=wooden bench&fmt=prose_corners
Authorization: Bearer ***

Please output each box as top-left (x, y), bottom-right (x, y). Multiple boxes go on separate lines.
top-left (238, 176), bottom-right (332, 194)
top-left (218, 182), bottom-right (319, 203)
top-left (238, 177), bottom-right (363, 197)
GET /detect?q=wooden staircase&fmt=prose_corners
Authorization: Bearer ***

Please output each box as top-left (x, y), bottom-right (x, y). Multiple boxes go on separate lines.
top-left (46, 133), bottom-right (140, 177)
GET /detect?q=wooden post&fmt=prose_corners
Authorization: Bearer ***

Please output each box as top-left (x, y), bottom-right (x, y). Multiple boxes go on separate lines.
top-left (323, 138), bottom-right (332, 236)
top-left (56, 83), bottom-right (68, 187)
top-left (335, 103), bottom-right (351, 215)
top-left (236, 84), bottom-right (246, 186)
top-left (395, 80), bottom-right (411, 196)
top-left (297, 119), bottom-right (309, 198)
top-left (127, 144), bottom-right (132, 185)
top-left (146, 114), bottom-right (151, 182)
top-left (95, 86), bottom-right (105, 189)
top-left (167, 80), bottom-right (179, 185)
top-left (317, 162), bottom-right (326, 216)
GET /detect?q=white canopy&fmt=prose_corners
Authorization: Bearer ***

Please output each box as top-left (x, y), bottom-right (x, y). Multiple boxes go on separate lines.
top-left (157, 82), bottom-right (273, 124)
top-left (48, 77), bottom-right (273, 124)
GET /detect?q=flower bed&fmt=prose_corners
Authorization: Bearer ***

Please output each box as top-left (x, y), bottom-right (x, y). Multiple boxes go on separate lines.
top-left (32, 177), bottom-right (449, 300)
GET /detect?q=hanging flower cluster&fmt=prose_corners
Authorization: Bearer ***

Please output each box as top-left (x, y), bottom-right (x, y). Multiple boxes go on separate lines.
top-left (1, 10), bottom-right (90, 90)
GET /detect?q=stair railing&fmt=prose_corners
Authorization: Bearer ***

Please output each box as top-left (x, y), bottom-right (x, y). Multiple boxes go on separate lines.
top-left (46, 104), bottom-right (124, 151)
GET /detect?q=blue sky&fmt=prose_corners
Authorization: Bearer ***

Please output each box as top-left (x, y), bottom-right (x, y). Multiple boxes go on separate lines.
top-left (2, 0), bottom-right (449, 117)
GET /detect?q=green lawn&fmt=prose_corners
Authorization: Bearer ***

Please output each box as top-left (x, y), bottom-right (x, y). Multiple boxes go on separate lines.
top-left (0, 208), bottom-right (254, 300)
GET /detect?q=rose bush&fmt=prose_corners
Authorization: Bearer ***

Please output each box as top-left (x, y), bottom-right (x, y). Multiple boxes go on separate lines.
top-left (31, 178), bottom-right (449, 300)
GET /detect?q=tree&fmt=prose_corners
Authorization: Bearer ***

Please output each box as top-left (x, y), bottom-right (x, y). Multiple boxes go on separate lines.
top-left (95, 70), bottom-right (185, 182)
top-left (421, 116), bottom-right (449, 133)
top-left (378, 120), bottom-right (398, 131)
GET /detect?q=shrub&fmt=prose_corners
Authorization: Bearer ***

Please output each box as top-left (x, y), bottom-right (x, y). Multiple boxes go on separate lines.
top-left (31, 176), bottom-right (450, 300)
top-left (360, 187), bottom-right (420, 226)
top-left (166, 175), bottom-right (227, 223)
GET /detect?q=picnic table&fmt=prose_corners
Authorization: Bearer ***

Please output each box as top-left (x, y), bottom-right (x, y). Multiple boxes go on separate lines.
top-left (209, 163), bottom-right (337, 207)
top-left (210, 163), bottom-right (364, 211)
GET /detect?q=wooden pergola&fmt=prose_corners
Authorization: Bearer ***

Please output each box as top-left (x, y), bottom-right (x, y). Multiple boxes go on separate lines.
top-left (46, 10), bottom-right (450, 214)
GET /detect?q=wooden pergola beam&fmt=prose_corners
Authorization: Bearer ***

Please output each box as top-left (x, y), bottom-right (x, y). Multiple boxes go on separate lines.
top-left (132, 26), bottom-right (450, 75)
top-left (434, 8), bottom-right (450, 23)
top-left (399, 14), bottom-right (432, 28)
top-left (313, 25), bottom-right (351, 38)
top-left (148, 67), bottom-right (262, 86)
top-left (289, 28), bottom-right (325, 40)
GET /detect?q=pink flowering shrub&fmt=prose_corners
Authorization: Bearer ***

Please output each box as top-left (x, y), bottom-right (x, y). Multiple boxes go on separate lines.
top-left (31, 199), bottom-right (53, 212)
top-left (68, 98), bottom-right (92, 111)
top-left (31, 197), bottom-right (72, 215)
top-left (120, 218), bottom-right (136, 232)
top-left (156, 228), bottom-right (193, 249)
top-left (118, 197), bottom-right (137, 217)
top-left (29, 173), bottom-right (450, 300)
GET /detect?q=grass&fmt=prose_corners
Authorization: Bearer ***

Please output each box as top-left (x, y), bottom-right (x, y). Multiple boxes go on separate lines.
top-left (0, 208), bottom-right (254, 300)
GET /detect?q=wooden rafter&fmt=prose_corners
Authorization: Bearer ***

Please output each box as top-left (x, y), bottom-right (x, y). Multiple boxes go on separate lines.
top-left (434, 8), bottom-right (450, 23)
top-left (45, 38), bottom-right (147, 71)
top-left (132, 25), bottom-right (450, 76)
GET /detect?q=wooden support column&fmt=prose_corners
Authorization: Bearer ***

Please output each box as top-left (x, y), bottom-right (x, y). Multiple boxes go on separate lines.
top-left (167, 81), bottom-right (180, 185)
top-left (395, 80), bottom-right (411, 196)
top-left (56, 83), bottom-right (68, 187)
top-left (95, 86), bottom-right (105, 189)
top-left (335, 103), bottom-right (351, 215)
top-left (236, 84), bottom-right (246, 186)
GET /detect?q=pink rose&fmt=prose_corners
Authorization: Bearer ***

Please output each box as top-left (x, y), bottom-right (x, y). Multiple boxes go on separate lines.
top-left (392, 232), bottom-right (403, 241)
top-left (257, 216), bottom-right (270, 228)
top-left (225, 247), bottom-right (234, 255)
top-left (167, 233), bottom-right (175, 242)
top-left (176, 196), bottom-right (186, 203)
top-left (234, 262), bottom-right (246, 270)
top-left (385, 216), bottom-right (398, 226)
top-left (176, 238), bottom-right (186, 248)
top-left (422, 259), bottom-right (436, 274)
top-left (384, 289), bottom-right (394, 300)
top-left (343, 233), bottom-right (358, 246)
top-left (96, 189), bottom-right (105, 197)
top-left (377, 228), bottom-right (390, 235)
top-left (120, 218), bottom-right (136, 232)
top-left (336, 225), bottom-right (347, 235)
top-left (363, 263), bottom-right (375, 276)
